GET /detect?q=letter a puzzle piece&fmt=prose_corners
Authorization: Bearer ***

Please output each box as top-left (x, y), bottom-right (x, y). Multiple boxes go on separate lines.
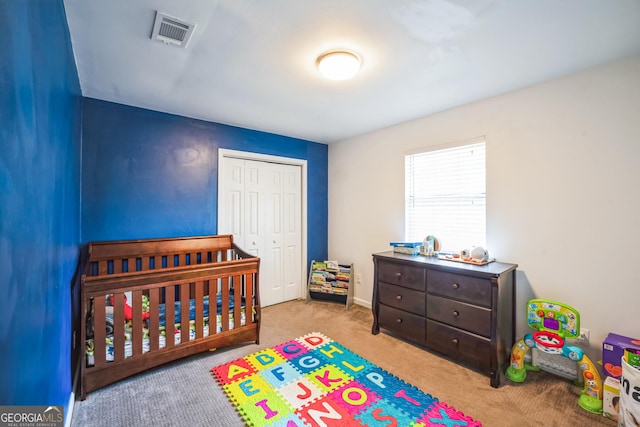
top-left (211, 357), bottom-right (256, 386)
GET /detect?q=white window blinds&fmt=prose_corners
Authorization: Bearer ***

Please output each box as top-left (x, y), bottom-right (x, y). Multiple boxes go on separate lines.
top-left (405, 139), bottom-right (486, 252)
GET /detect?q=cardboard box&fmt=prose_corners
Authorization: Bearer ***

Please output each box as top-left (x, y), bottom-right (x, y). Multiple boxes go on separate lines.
top-left (602, 333), bottom-right (640, 380)
top-left (602, 376), bottom-right (620, 421)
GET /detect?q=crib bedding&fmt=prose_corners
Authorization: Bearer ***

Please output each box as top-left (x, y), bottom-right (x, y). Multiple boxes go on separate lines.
top-left (158, 293), bottom-right (242, 326)
top-left (86, 293), bottom-right (248, 366)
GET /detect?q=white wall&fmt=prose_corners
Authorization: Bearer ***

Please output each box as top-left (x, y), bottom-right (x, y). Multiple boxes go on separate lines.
top-left (328, 54), bottom-right (640, 363)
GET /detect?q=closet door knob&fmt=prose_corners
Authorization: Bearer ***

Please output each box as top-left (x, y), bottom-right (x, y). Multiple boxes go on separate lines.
top-left (453, 310), bottom-right (459, 317)
top-left (252, 241), bottom-right (256, 245)
top-left (452, 283), bottom-right (460, 289)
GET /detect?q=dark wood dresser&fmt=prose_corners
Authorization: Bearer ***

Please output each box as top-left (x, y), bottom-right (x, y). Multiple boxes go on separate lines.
top-left (372, 251), bottom-right (517, 387)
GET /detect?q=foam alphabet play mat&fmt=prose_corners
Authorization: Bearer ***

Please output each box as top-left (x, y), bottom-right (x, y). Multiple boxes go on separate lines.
top-left (211, 332), bottom-right (481, 426)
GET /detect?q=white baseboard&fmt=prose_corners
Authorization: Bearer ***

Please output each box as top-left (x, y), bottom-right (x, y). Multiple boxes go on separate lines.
top-left (65, 355), bottom-right (80, 427)
top-left (65, 391), bottom-right (74, 427)
top-left (353, 297), bottom-right (371, 309)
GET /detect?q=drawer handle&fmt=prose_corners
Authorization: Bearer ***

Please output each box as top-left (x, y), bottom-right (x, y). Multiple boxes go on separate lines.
top-left (452, 283), bottom-right (460, 289)
top-left (452, 310), bottom-right (459, 317)
top-left (396, 295), bottom-right (402, 300)
top-left (395, 272), bottom-right (402, 279)
top-left (452, 338), bottom-right (459, 345)
top-left (396, 318), bottom-right (403, 324)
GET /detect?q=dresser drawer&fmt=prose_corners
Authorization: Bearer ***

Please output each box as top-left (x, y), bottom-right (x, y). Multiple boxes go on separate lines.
top-left (378, 304), bottom-right (425, 343)
top-left (427, 295), bottom-right (491, 336)
top-left (377, 261), bottom-right (425, 291)
top-left (427, 270), bottom-right (491, 307)
top-left (426, 320), bottom-right (491, 372)
top-left (379, 282), bottom-right (425, 316)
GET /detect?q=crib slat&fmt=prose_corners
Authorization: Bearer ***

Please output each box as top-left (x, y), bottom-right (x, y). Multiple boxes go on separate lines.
top-left (148, 288), bottom-right (159, 352)
top-left (212, 291), bottom-right (218, 334)
top-left (221, 278), bottom-right (230, 332)
top-left (113, 293), bottom-right (125, 362)
top-left (142, 256), bottom-right (151, 271)
top-left (195, 282), bottom-right (204, 339)
top-left (98, 261), bottom-right (108, 276)
top-left (179, 283), bottom-right (190, 343)
top-left (113, 260), bottom-right (122, 274)
top-left (165, 287), bottom-right (175, 348)
top-left (246, 274), bottom-right (254, 324)
top-left (132, 290), bottom-right (142, 357)
top-left (233, 275), bottom-right (242, 328)
top-left (93, 296), bottom-right (106, 367)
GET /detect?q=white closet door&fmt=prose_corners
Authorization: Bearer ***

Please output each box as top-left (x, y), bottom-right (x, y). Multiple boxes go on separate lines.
top-left (283, 164), bottom-right (302, 301)
top-left (243, 160), bottom-right (264, 258)
top-left (218, 153), bottom-right (303, 307)
top-left (261, 162), bottom-right (285, 307)
top-left (219, 157), bottom-right (246, 249)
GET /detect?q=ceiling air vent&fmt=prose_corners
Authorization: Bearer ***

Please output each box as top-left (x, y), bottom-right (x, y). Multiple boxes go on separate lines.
top-left (151, 12), bottom-right (195, 48)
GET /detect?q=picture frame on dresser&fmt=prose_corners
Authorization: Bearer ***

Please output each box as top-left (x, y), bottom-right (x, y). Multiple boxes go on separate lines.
top-left (371, 251), bottom-right (517, 388)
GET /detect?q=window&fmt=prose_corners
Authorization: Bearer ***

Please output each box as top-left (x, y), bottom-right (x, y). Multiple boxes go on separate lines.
top-left (405, 138), bottom-right (486, 252)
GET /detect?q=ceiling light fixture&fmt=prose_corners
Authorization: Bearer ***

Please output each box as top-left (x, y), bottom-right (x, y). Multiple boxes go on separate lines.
top-left (316, 51), bottom-right (361, 80)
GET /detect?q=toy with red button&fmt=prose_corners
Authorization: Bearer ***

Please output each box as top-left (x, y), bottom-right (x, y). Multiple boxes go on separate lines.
top-left (506, 299), bottom-right (603, 414)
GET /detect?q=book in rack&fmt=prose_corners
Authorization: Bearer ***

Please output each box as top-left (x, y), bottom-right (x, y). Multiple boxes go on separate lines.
top-left (306, 260), bottom-right (354, 310)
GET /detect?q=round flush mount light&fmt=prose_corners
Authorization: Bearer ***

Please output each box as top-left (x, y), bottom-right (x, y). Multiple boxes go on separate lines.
top-left (316, 51), bottom-right (361, 80)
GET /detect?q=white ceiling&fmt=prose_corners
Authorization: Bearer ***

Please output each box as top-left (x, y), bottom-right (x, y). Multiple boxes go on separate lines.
top-left (64, 0), bottom-right (640, 144)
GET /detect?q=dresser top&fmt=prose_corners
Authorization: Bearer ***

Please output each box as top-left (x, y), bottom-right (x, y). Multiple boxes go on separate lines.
top-left (373, 251), bottom-right (517, 277)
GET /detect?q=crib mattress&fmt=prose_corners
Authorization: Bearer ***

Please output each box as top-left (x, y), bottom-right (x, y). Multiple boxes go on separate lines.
top-left (86, 310), bottom-right (246, 366)
top-left (86, 293), bottom-right (247, 366)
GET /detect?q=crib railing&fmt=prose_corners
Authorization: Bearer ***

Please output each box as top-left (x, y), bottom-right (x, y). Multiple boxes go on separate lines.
top-left (84, 235), bottom-right (241, 277)
top-left (78, 235), bottom-right (260, 399)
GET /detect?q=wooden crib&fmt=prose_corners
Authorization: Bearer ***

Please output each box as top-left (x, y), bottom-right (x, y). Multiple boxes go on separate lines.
top-left (78, 234), bottom-right (260, 400)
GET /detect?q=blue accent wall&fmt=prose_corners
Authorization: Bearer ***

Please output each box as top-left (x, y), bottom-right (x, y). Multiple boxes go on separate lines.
top-left (0, 0), bottom-right (327, 413)
top-left (81, 99), bottom-right (328, 264)
top-left (0, 0), bottom-right (81, 409)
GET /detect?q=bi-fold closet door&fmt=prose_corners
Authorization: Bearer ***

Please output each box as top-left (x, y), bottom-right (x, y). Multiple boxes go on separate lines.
top-left (219, 156), bottom-right (302, 307)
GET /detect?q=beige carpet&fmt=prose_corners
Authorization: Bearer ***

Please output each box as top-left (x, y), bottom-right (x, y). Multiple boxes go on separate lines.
top-left (72, 299), bottom-right (609, 426)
